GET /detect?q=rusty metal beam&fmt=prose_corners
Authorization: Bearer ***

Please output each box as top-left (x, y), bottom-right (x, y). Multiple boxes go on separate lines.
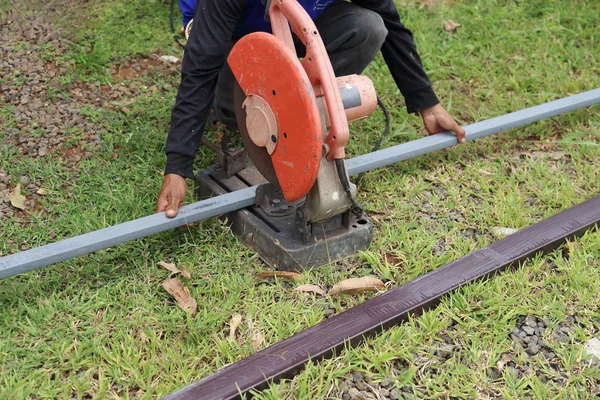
top-left (165, 195), bottom-right (600, 400)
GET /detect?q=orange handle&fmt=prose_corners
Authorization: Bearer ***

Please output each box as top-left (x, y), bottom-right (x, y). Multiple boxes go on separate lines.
top-left (269, 0), bottom-right (349, 159)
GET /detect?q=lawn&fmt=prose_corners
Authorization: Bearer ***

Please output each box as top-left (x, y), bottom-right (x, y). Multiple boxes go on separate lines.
top-left (1, 0), bottom-right (599, 398)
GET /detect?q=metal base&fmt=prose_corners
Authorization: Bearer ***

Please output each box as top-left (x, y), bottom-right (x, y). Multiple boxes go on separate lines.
top-left (195, 165), bottom-right (373, 271)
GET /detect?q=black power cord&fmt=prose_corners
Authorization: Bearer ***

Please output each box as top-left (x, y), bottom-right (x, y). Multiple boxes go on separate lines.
top-left (337, 95), bottom-right (391, 218)
top-left (335, 158), bottom-right (364, 217)
top-left (354, 95), bottom-right (391, 188)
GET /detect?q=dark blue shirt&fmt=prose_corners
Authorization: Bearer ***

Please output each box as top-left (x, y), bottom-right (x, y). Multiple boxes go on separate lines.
top-left (233, 0), bottom-right (335, 37)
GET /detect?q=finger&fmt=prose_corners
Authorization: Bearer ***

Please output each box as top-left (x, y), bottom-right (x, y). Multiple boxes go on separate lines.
top-left (166, 196), bottom-right (180, 218)
top-left (454, 124), bottom-right (466, 143)
top-left (156, 197), bottom-right (169, 213)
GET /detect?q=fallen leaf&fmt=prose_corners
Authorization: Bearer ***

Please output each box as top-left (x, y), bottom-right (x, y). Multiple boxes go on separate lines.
top-left (527, 151), bottom-right (546, 161)
top-left (247, 318), bottom-right (264, 349)
top-left (256, 271), bottom-right (302, 282)
top-left (251, 330), bottom-right (264, 349)
top-left (443, 20), bottom-right (461, 34)
top-left (36, 188), bottom-right (50, 195)
top-left (295, 284), bottom-right (325, 297)
top-left (157, 260), bottom-right (181, 275)
top-left (329, 276), bottom-right (386, 297)
top-left (384, 253), bottom-right (402, 266)
top-left (9, 184), bottom-right (26, 210)
top-left (562, 241), bottom-right (580, 258)
top-left (180, 265), bottom-right (192, 279)
top-left (492, 227), bottom-right (518, 238)
top-left (497, 353), bottom-right (513, 371)
top-left (229, 314), bottom-right (243, 341)
top-left (161, 278), bottom-right (197, 315)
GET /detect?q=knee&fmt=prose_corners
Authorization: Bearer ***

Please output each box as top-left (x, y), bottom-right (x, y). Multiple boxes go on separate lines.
top-left (354, 10), bottom-right (388, 51)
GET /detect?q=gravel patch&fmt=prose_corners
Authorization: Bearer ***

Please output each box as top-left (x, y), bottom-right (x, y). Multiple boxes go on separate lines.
top-left (331, 314), bottom-right (600, 398)
top-left (333, 372), bottom-right (415, 400)
top-left (0, 7), bottom-right (177, 222)
top-left (510, 315), bottom-right (555, 359)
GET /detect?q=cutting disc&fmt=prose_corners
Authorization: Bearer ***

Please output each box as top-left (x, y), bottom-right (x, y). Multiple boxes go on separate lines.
top-left (228, 32), bottom-right (323, 202)
top-left (234, 82), bottom-right (280, 189)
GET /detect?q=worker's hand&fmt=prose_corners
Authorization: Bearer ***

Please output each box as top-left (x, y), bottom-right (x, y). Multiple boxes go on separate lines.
top-left (419, 104), bottom-right (466, 143)
top-left (156, 174), bottom-right (187, 218)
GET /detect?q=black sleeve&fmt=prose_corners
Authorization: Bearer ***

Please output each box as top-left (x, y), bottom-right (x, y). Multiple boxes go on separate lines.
top-left (165, 0), bottom-right (245, 179)
top-left (351, 0), bottom-right (439, 113)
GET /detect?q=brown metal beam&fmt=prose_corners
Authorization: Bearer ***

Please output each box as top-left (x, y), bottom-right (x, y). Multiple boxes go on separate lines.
top-left (164, 195), bottom-right (600, 400)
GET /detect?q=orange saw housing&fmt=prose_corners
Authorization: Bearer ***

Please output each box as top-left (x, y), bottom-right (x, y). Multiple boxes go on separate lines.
top-left (228, 32), bottom-right (322, 203)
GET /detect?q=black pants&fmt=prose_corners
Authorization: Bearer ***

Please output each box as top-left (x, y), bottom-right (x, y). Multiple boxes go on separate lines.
top-left (213, 1), bottom-right (388, 127)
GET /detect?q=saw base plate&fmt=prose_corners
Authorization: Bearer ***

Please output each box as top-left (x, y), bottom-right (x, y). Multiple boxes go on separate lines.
top-left (195, 165), bottom-right (372, 271)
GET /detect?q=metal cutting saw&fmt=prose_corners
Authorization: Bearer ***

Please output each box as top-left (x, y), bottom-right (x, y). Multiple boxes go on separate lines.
top-left (196, 0), bottom-right (379, 270)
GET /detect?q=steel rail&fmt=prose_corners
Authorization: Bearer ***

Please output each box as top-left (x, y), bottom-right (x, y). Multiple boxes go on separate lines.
top-left (164, 194), bottom-right (600, 400)
top-left (1, 88), bottom-right (599, 279)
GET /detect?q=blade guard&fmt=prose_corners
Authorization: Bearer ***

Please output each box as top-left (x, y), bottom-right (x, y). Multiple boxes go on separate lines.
top-left (228, 33), bottom-right (322, 203)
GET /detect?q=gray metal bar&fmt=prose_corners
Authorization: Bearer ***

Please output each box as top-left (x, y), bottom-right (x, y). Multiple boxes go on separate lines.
top-left (1, 88), bottom-right (599, 279)
top-left (347, 88), bottom-right (600, 175)
top-left (0, 187), bottom-right (257, 279)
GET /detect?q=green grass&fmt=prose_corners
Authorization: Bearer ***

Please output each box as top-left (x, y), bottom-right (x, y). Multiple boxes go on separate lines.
top-left (1, 0), bottom-right (600, 398)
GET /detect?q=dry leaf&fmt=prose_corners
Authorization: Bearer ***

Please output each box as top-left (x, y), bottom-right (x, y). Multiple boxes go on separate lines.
top-left (295, 284), bottom-right (325, 297)
top-left (256, 271), bottom-right (302, 282)
top-left (251, 330), bottom-right (264, 349)
top-left (562, 241), bottom-right (580, 258)
top-left (9, 184), bottom-right (26, 210)
top-left (158, 260), bottom-right (181, 275)
top-left (161, 278), bottom-right (197, 315)
top-left (229, 314), bottom-right (243, 340)
top-left (247, 318), bottom-right (264, 349)
top-left (492, 227), bottom-right (518, 238)
top-left (36, 188), bottom-right (50, 195)
top-left (443, 20), bottom-right (461, 34)
top-left (497, 353), bottom-right (514, 371)
top-left (180, 265), bottom-right (192, 279)
top-left (329, 276), bottom-right (386, 297)
top-left (384, 253), bottom-right (402, 266)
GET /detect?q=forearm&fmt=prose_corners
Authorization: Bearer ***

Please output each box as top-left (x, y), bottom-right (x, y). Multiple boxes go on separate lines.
top-left (165, 0), bottom-right (244, 178)
top-left (351, 0), bottom-right (439, 113)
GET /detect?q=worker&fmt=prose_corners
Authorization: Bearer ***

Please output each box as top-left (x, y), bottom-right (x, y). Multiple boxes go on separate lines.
top-left (157, 0), bottom-right (466, 218)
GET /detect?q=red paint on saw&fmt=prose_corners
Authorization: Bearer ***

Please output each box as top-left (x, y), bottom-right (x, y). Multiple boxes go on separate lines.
top-left (228, 32), bottom-right (322, 203)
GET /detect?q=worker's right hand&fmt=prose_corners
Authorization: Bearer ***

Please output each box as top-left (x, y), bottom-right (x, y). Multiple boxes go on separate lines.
top-left (156, 174), bottom-right (187, 218)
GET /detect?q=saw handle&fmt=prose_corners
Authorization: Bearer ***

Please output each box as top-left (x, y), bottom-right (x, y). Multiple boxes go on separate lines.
top-left (269, 0), bottom-right (349, 160)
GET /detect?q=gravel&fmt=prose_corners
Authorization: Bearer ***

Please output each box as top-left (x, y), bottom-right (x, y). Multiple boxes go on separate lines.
top-left (330, 314), bottom-right (599, 398)
top-left (510, 315), bottom-right (557, 360)
top-left (0, 6), bottom-right (178, 222)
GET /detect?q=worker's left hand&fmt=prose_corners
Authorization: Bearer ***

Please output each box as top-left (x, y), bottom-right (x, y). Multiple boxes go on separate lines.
top-left (419, 104), bottom-right (466, 143)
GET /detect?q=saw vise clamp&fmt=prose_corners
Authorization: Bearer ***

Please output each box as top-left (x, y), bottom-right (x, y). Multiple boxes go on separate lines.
top-left (196, 0), bottom-right (378, 270)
